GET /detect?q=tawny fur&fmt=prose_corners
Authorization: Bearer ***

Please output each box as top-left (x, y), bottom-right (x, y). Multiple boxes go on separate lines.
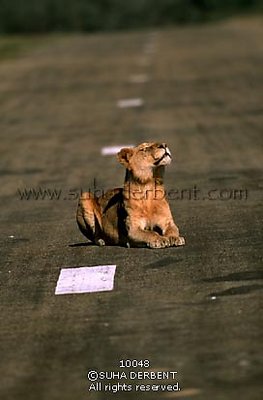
top-left (76, 142), bottom-right (185, 248)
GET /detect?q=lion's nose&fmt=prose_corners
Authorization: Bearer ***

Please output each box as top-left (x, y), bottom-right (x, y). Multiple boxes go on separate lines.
top-left (158, 143), bottom-right (167, 149)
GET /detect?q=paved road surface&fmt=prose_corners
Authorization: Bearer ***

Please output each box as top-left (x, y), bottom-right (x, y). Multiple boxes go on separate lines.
top-left (0, 17), bottom-right (262, 400)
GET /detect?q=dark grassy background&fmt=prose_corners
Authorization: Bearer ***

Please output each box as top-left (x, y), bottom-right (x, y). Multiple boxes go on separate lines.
top-left (0, 0), bottom-right (262, 33)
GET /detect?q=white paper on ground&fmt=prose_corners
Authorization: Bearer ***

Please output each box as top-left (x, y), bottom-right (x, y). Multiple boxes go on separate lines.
top-left (55, 265), bottom-right (116, 295)
top-left (101, 145), bottom-right (134, 155)
top-left (117, 98), bottom-right (144, 108)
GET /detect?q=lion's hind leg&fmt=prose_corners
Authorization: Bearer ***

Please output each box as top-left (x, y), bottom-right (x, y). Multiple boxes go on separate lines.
top-left (76, 193), bottom-right (105, 246)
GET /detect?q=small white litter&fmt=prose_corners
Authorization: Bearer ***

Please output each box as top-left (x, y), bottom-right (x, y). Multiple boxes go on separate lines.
top-left (55, 265), bottom-right (116, 295)
top-left (101, 145), bottom-right (134, 156)
top-left (117, 98), bottom-right (144, 108)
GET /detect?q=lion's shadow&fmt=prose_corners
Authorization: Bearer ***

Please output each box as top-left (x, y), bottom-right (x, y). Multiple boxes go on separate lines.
top-left (68, 242), bottom-right (94, 247)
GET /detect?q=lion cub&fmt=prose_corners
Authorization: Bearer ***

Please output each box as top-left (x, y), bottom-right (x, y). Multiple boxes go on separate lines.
top-left (76, 142), bottom-right (185, 248)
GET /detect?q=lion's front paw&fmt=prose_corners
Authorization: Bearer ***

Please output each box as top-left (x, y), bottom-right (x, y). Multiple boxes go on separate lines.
top-left (169, 236), bottom-right (185, 247)
top-left (96, 238), bottom-right (105, 246)
top-left (147, 236), bottom-right (171, 249)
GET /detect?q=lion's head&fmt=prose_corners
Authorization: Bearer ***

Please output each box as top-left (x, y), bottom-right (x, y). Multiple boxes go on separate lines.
top-left (117, 142), bottom-right (172, 182)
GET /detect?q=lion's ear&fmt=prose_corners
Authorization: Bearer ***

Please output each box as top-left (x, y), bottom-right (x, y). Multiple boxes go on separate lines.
top-left (117, 148), bottom-right (134, 167)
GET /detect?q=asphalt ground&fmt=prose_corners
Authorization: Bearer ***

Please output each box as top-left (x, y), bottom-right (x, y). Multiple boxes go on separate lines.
top-left (0, 17), bottom-right (262, 400)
